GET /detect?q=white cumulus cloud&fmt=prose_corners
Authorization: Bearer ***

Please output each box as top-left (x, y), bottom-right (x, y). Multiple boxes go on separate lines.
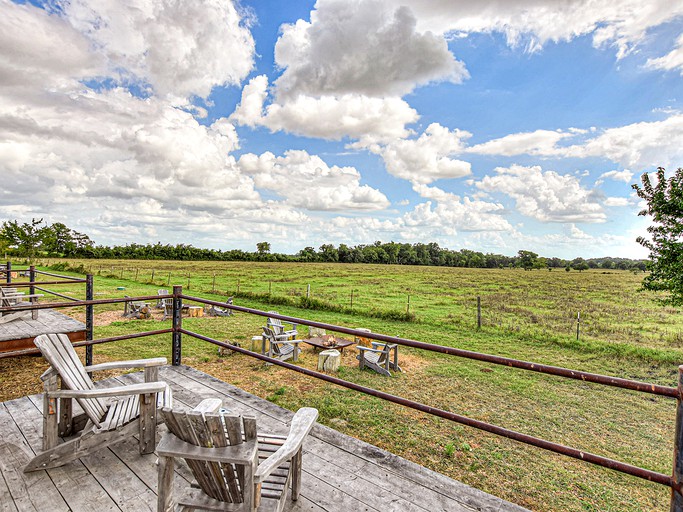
top-left (476, 165), bottom-right (607, 223)
top-left (274, 0), bottom-right (467, 99)
top-left (230, 75), bottom-right (418, 141)
top-left (238, 150), bottom-right (390, 211)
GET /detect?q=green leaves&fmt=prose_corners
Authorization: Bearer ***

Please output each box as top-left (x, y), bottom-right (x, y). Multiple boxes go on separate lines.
top-left (632, 167), bottom-right (683, 306)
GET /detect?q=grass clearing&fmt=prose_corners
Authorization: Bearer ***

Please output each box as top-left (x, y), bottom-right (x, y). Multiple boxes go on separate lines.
top-left (1, 259), bottom-right (681, 511)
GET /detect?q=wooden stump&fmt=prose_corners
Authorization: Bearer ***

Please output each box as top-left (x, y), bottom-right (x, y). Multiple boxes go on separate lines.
top-left (187, 306), bottom-right (203, 317)
top-left (251, 336), bottom-right (263, 352)
top-left (317, 349), bottom-right (340, 372)
top-left (354, 328), bottom-right (372, 348)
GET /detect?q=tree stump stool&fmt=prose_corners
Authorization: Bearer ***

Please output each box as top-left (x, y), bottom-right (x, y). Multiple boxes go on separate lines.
top-left (187, 306), bottom-right (203, 317)
top-left (317, 349), bottom-right (340, 372)
top-left (354, 327), bottom-right (372, 347)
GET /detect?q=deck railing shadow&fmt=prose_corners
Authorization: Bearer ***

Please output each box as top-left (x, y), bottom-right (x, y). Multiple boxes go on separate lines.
top-left (1, 277), bottom-right (682, 510)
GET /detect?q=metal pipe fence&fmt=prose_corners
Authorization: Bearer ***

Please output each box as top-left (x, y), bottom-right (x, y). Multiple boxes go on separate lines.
top-left (1, 280), bottom-right (681, 508)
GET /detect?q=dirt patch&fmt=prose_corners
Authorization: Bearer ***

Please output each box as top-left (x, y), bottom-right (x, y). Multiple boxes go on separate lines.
top-left (70, 308), bottom-right (168, 325)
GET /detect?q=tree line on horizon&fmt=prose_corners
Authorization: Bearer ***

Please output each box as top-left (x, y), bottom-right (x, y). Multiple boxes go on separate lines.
top-left (0, 218), bottom-right (646, 271)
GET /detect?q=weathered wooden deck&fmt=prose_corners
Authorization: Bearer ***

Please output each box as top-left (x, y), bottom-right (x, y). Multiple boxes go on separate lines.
top-left (0, 365), bottom-right (528, 511)
top-left (0, 309), bottom-right (85, 353)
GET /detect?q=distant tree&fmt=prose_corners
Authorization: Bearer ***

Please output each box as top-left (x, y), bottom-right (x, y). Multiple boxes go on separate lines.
top-left (0, 218), bottom-right (45, 260)
top-left (517, 250), bottom-right (538, 270)
top-left (256, 241), bottom-right (271, 256)
top-left (632, 167), bottom-right (683, 305)
top-left (318, 244), bottom-right (339, 262)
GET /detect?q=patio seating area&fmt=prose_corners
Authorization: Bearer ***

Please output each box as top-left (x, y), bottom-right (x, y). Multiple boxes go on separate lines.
top-left (0, 364), bottom-right (528, 511)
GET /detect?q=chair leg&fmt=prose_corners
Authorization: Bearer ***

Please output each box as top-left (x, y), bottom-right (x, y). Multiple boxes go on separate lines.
top-left (139, 393), bottom-right (157, 454)
top-left (291, 448), bottom-right (303, 500)
top-left (42, 376), bottom-right (59, 451)
top-left (157, 455), bottom-right (175, 512)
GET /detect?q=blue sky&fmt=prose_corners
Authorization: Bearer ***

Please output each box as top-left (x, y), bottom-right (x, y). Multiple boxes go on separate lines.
top-left (2, 1), bottom-right (683, 259)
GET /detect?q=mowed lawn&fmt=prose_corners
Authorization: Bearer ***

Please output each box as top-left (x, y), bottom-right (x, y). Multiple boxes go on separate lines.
top-left (3, 259), bottom-right (683, 511)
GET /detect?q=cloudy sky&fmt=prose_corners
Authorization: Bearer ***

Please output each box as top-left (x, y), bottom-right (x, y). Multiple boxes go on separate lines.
top-left (2, 0), bottom-right (683, 258)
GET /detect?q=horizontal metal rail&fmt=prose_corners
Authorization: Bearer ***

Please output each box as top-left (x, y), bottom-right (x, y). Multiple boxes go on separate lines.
top-left (34, 270), bottom-right (85, 281)
top-left (181, 327), bottom-right (674, 489)
top-left (0, 294), bottom-right (172, 313)
top-left (33, 286), bottom-right (80, 302)
top-left (184, 295), bottom-right (679, 399)
top-left (0, 279), bottom-right (87, 287)
top-left (0, 329), bottom-right (173, 359)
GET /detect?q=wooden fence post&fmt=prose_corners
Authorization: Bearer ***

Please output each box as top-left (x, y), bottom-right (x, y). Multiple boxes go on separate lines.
top-left (307, 284), bottom-right (310, 298)
top-left (407, 295), bottom-right (411, 314)
top-left (671, 365), bottom-right (683, 511)
top-left (6, 261), bottom-right (10, 284)
top-left (576, 312), bottom-right (581, 340)
top-left (477, 296), bottom-right (481, 329)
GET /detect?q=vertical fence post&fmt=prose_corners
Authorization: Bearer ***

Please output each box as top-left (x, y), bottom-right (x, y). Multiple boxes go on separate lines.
top-left (85, 274), bottom-right (94, 367)
top-left (172, 285), bottom-right (183, 366)
top-left (577, 312), bottom-right (581, 340)
top-left (29, 265), bottom-right (35, 297)
top-left (269, 281), bottom-right (272, 295)
top-left (237, 279), bottom-right (240, 293)
top-left (671, 365), bottom-right (683, 511)
top-left (477, 296), bottom-right (482, 329)
top-left (307, 284), bottom-right (311, 298)
top-left (407, 295), bottom-right (411, 314)
top-left (135, 268), bottom-right (139, 281)
top-left (151, 269), bottom-right (155, 282)
top-left (6, 261), bottom-right (11, 284)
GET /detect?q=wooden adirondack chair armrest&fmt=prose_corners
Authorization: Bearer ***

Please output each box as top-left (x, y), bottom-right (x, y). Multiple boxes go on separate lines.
top-left (157, 432), bottom-right (257, 464)
top-left (254, 407), bottom-right (318, 484)
top-left (84, 357), bottom-right (167, 372)
top-left (47, 381), bottom-right (168, 399)
top-left (357, 346), bottom-right (385, 354)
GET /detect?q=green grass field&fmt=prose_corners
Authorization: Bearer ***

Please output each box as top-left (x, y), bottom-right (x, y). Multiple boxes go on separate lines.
top-left (4, 258), bottom-right (683, 511)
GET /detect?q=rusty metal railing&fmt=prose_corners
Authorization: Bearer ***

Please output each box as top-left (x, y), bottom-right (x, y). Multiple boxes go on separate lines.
top-left (1, 283), bottom-right (681, 508)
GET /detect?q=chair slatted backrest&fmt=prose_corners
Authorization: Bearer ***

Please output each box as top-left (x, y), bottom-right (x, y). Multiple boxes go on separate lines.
top-left (34, 334), bottom-right (107, 426)
top-left (162, 408), bottom-right (257, 504)
top-left (262, 326), bottom-right (285, 357)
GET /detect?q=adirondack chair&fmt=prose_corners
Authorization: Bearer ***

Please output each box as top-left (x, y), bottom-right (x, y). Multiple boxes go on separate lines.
top-left (157, 404), bottom-right (318, 512)
top-left (206, 296), bottom-right (234, 317)
top-left (0, 287), bottom-right (43, 324)
top-left (266, 311), bottom-right (298, 340)
top-left (156, 289), bottom-right (169, 308)
top-left (262, 326), bottom-right (302, 363)
top-left (162, 298), bottom-right (174, 321)
top-left (24, 333), bottom-right (172, 472)
top-left (357, 342), bottom-right (403, 377)
top-left (123, 295), bottom-right (151, 318)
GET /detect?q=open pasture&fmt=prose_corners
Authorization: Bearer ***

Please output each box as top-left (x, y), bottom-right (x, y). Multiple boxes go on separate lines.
top-left (5, 259), bottom-right (683, 511)
top-left (69, 259), bottom-right (683, 355)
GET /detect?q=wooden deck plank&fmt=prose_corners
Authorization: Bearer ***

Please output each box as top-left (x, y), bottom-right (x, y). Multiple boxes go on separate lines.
top-left (0, 365), bottom-right (527, 512)
top-left (0, 309), bottom-right (85, 352)
top-left (7, 394), bottom-right (121, 511)
top-left (0, 401), bottom-right (69, 512)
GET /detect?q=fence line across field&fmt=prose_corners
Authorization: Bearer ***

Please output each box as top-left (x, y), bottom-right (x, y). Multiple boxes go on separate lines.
top-left (60, 262), bottom-right (600, 332)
